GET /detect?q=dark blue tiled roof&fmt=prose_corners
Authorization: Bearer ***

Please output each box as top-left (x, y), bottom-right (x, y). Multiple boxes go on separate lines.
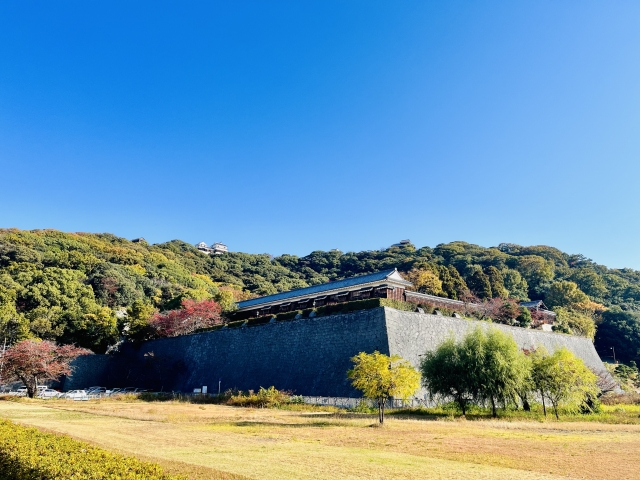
top-left (520, 301), bottom-right (542, 308)
top-left (520, 300), bottom-right (556, 315)
top-left (237, 269), bottom-right (404, 309)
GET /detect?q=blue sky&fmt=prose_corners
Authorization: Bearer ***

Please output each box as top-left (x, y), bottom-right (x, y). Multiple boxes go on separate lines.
top-left (1, 2), bottom-right (640, 268)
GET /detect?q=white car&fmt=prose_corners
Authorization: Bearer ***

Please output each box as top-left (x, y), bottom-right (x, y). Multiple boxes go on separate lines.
top-left (61, 390), bottom-right (89, 401)
top-left (37, 389), bottom-right (61, 399)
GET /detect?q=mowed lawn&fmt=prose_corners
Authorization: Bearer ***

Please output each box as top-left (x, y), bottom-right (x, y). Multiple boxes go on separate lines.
top-left (0, 400), bottom-right (639, 480)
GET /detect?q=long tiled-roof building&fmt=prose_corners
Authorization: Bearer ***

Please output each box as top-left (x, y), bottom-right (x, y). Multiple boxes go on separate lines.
top-left (236, 269), bottom-right (556, 324)
top-left (236, 269), bottom-right (411, 318)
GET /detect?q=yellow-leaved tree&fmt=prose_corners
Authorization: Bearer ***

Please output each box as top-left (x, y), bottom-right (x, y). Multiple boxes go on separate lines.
top-left (530, 346), bottom-right (599, 419)
top-left (347, 351), bottom-right (421, 424)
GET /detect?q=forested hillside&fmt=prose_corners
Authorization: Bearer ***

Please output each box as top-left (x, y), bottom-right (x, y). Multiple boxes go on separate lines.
top-left (1, 229), bottom-right (639, 363)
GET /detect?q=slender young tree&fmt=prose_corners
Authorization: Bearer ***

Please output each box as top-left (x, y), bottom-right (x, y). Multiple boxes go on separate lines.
top-left (348, 351), bottom-right (420, 424)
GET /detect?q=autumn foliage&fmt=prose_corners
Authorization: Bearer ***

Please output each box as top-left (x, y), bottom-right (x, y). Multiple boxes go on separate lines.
top-left (148, 299), bottom-right (223, 338)
top-left (0, 340), bottom-right (90, 398)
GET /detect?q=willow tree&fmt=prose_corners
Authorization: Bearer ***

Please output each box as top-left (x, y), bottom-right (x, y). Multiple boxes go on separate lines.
top-left (530, 346), bottom-right (598, 419)
top-left (348, 351), bottom-right (420, 424)
top-left (421, 327), bottom-right (529, 417)
top-left (464, 327), bottom-right (530, 417)
top-left (420, 336), bottom-right (474, 415)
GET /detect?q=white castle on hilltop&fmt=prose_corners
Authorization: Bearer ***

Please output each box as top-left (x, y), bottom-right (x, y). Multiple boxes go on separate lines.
top-left (196, 241), bottom-right (228, 255)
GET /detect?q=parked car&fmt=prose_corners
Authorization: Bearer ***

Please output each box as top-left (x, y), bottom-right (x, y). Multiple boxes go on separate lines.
top-left (37, 389), bottom-right (61, 399)
top-left (106, 388), bottom-right (122, 396)
top-left (120, 387), bottom-right (138, 393)
top-left (61, 390), bottom-right (88, 401)
top-left (86, 387), bottom-right (107, 396)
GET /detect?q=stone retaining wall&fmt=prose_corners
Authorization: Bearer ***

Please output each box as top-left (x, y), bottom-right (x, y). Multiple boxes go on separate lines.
top-left (63, 307), bottom-right (608, 396)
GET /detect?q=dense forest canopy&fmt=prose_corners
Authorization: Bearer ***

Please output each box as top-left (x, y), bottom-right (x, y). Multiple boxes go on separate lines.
top-left (1, 229), bottom-right (639, 363)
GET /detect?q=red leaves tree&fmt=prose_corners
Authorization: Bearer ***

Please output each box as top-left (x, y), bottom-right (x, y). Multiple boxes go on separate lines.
top-left (149, 299), bottom-right (222, 338)
top-left (0, 340), bottom-right (91, 398)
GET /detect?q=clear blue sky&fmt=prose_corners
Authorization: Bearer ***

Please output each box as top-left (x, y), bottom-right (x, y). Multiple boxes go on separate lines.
top-left (1, 2), bottom-right (640, 268)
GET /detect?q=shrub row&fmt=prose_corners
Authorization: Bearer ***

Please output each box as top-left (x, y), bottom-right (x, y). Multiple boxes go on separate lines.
top-left (226, 386), bottom-right (304, 408)
top-left (0, 419), bottom-right (182, 480)
top-left (139, 387), bottom-right (305, 408)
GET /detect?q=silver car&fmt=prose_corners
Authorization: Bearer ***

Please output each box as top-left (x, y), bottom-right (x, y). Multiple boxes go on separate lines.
top-left (37, 389), bottom-right (61, 399)
top-left (61, 390), bottom-right (89, 401)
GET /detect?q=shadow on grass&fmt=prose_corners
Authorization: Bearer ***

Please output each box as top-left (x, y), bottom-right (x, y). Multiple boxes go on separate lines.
top-left (232, 420), bottom-right (344, 428)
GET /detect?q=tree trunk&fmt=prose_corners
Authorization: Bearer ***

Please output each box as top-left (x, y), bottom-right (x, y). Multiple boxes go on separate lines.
top-left (522, 394), bottom-right (530, 412)
top-left (25, 378), bottom-right (36, 399)
top-left (456, 395), bottom-right (466, 416)
top-left (378, 398), bottom-right (385, 424)
top-left (490, 397), bottom-right (497, 418)
top-left (552, 401), bottom-right (559, 420)
top-left (541, 395), bottom-right (547, 417)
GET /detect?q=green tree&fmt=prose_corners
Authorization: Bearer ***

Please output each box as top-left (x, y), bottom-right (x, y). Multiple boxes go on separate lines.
top-left (442, 265), bottom-right (469, 300)
top-left (595, 307), bottom-right (640, 364)
top-left (422, 328), bottom-right (529, 417)
top-left (530, 346), bottom-right (598, 419)
top-left (0, 281), bottom-right (30, 344)
top-left (420, 337), bottom-right (474, 415)
top-left (461, 328), bottom-right (529, 417)
top-left (545, 281), bottom-right (590, 309)
top-left (124, 300), bottom-right (157, 341)
top-left (516, 307), bottom-right (532, 328)
top-left (467, 269), bottom-right (492, 299)
top-left (569, 269), bottom-right (608, 302)
top-left (514, 256), bottom-right (554, 298)
top-left (347, 351), bottom-right (420, 424)
top-left (486, 267), bottom-right (508, 298)
top-left (553, 307), bottom-right (596, 339)
top-left (214, 290), bottom-right (237, 312)
top-left (502, 269), bottom-right (529, 300)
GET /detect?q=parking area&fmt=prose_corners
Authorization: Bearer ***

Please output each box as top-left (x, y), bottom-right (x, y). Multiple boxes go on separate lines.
top-left (0, 385), bottom-right (152, 401)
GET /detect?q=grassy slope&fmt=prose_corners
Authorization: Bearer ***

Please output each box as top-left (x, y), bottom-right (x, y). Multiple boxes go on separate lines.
top-left (1, 400), bottom-right (639, 480)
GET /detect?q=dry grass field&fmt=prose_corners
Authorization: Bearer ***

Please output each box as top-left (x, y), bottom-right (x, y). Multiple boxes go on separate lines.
top-left (1, 399), bottom-right (639, 480)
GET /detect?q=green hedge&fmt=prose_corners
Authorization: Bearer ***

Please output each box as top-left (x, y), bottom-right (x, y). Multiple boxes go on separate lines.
top-left (315, 297), bottom-right (417, 316)
top-left (379, 298), bottom-right (419, 312)
top-left (275, 311), bottom-right (301, 321)
top-left (226, 320), bottom-right (246, 328)
top-left (245, 317), bottom-right (272, 326)
top-left (0, 419), bottom-right (182, 480)
top-left (225, 298), bottom-right (419, 327)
